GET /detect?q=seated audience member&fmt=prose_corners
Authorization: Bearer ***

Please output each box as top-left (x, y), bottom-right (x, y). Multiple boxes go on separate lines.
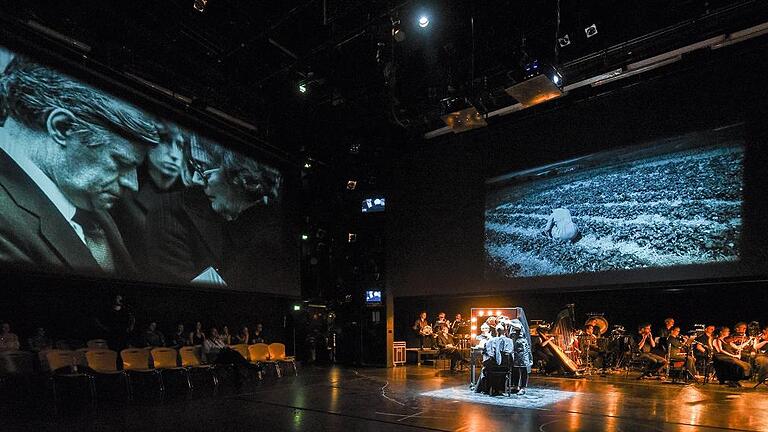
top-left (202, 328), bottom-right (259, 370)
top-left (434, 325), bottom-right (468, 372)
top-left (221, 326), bottom-right (232, 345)
top-left (189, 321), bottom-right (206, 346)
top-left (234, 326), bottom-right (251, 345)
top-left (252, 323), bottom-right (266, 344)
top-left (0, 322), bottom-right (21, 350)
top-left (27, 327), bottom-right (53, 352)
top-left (634, 323), bottom-right (667, 379)
top-left (142, 321), bottom-right (166, 347)
top-left (202, 328), bottom-right (227, 363)
top-left (169, 323), bottom-right (186, 349)
top-left (713, 326), bottom-right (751, 387)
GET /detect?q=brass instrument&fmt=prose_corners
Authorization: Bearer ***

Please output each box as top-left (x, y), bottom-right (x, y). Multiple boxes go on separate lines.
top-left (585, 315), bottom-right (609, 336)
top-left (419, 325), bottom-right (434, 337)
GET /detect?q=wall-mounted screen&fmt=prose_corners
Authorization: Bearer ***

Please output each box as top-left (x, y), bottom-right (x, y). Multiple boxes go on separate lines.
top-left (0, 45), bottom-right (297, 295)
top-left (362, 196), bottom-right (386, 213)
top-left (365, 290), bottom-right (383, 304)
top-left (485, 127), bottom-right (744, 280)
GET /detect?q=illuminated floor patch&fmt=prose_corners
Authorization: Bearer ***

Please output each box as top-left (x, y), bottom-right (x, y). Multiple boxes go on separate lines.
top-left (420, 386), bottom-right (577, 409)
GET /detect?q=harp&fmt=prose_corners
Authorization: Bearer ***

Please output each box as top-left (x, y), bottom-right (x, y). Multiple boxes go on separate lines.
top-left (539, 304), bottom-right (581, 374)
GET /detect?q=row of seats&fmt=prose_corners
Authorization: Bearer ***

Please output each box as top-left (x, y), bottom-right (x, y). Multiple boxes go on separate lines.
top-left (0, 343), bottom-right (296, 408)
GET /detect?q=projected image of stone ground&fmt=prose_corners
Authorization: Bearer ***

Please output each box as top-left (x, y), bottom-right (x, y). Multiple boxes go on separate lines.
top-left (421, 386), bottom-right (578, 409)
top-left (485, 128), bottom-right (744, 278)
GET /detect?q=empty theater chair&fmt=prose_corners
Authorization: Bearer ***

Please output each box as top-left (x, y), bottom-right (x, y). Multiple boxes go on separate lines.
top-left (268, 343), bottom-right (297, 376)
top-left (45, 349), bottom-right (95, 410)
top-left (120, 348), bottom-right (164, 402)
top-left (179, 346), bottom-right (217, 396)
top-left (84, 349), bottom-right (130, 402)
top-left (151, 348), bottom-right (191, 399)
top-left (249, 343), bottom-right (281, 378)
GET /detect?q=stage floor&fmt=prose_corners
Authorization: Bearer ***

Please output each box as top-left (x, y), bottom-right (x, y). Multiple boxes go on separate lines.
top-left (5, 365), bottom-right (768, 431)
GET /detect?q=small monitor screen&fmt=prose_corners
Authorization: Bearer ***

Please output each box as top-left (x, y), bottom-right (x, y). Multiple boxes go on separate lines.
top-left (365, 290), bottom-right (382, 303)
top-left (362, 197), bottom-right (386, 213)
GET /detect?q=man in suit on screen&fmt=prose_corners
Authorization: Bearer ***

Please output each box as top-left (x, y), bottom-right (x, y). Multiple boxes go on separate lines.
top-left (0, 55), bottom-right (160, 275)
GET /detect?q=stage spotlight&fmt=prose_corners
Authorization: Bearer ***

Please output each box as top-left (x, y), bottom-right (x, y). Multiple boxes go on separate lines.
top-left (348, 233), bottom-right (357, 243)
top-left (298, 83), bottom-right (308, 93)
top-left (193, 0), bottom-right (209, 12)
top-left (471, 325), bottom-right (477, 331)
top-left (346, 180), bottom-right (358, 190)
top-left (418, 16), bottom-right (429, 28)
top-left (478, 311), bottom-right (485, 317)
top-left (301, 234), bottom-right (310, 241)
top-left (585, 24), bottom-right (598, 38)
top-left (293, 305), bottom-right (301, 311)
top-left (349, 143), bottom-right (361, 154)
top-left (495, 310), bottom-right (502, 316)
top-left (558, 34), bottom-right (571, 47)
top-left (470, 317), bottom-right (477, 323)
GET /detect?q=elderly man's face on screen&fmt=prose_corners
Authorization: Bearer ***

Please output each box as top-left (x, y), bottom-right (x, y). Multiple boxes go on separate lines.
top-left (56, 123), bottom-right (148, 211)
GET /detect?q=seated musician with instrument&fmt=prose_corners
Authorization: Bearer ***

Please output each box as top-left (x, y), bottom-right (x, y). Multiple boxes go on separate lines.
top-left (433, 312), bottom-right (449, 333)
top-left (413, 311), bottom-right (433, 349)
top-left (713, 326), bottom-right (751, 387)
top-left (634, 323), bottom-right (668, 379)
top-left (582, 324), bottom-right (605, 370)
top-left (434, 325), bottom-right (468, 372)
top-left (753, 325), bottom-right (768, 385)
top-left (667, 326), bottom-right (696, 379)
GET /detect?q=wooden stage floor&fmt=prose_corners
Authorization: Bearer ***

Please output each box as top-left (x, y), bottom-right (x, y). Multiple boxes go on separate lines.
top-left (4, 365), bottom-right (768, 431)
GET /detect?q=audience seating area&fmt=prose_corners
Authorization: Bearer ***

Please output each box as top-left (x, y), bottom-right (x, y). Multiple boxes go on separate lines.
top-left (0, 342), bottom-right (298, 410)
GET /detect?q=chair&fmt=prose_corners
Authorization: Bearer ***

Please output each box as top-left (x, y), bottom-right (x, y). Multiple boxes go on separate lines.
top-left (151, 348), bottom-right (191, 399)
top-left (179, 346), bottom-right (217, 396)
top-left (268, 343), bottom-right (297, 376)
top-left (86, 339), bottom-right (110, 349)
top-left (229, 344), bottom-right (251, 361)
top-left (249, 343), bottom-right (281, 378)
top-left (45, 350), bottom-right (95, 410)
top-left (120, 348), bottom-right (164, 402)
top-left (0, 350), bottom-right (36, 402)
top-left (85, 349), bottom-right (130, 402)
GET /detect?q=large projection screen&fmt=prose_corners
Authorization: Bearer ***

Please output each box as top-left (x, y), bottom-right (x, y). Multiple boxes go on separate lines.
top-left (485, 126), bottom-right (744, 283)
top-left (0, 45), bottom-right (298, 295)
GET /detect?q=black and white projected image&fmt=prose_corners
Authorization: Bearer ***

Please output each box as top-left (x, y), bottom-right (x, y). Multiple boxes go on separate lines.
top-left (0, 45), bottom-right (294, 294)
top-left (485, 128), bottom-right (744, 279)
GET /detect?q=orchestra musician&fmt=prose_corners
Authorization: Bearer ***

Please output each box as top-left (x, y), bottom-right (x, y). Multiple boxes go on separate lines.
top-left (413, 311), bottom-right (433, 349)
top-left (694, 325), bottom-right (716, 375)
top-left (667, 326), bottom-right (696, 378)
top-left (450, 313), bottom-right (464, 334)
top-left (657, 318), bottom-right (675, 354)
top-left (752, 325), bottom-right (768, 385)
top-left (582, 324), bottom-right (605, 369)
top-left (713, 326), bottom-right (751, 387)
top-left (635, 323), bottom-right (668, 379)
top-left (434, 325), bottom-right (468, 372)
top-left (433, 312), bottom-right (449, 333)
